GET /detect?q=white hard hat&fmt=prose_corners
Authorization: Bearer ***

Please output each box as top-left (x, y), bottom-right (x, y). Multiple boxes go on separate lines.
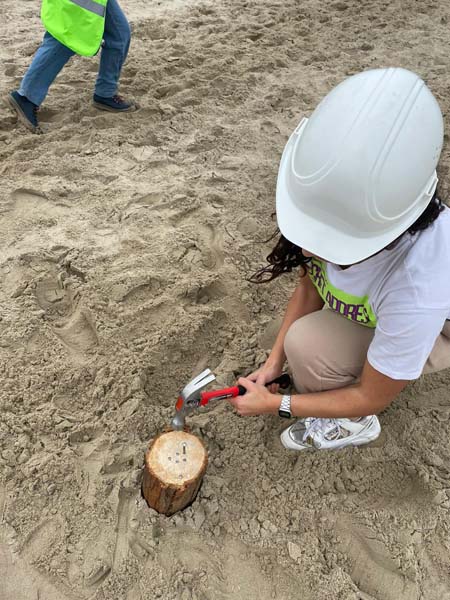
top-left (276, 67), bottom-right (444, 264)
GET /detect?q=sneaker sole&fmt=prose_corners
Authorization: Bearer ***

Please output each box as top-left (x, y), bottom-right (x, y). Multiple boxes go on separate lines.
top-left (5, 94), bottom-right (39, 133)
top-left (92, 101), bottom-right (137, 113)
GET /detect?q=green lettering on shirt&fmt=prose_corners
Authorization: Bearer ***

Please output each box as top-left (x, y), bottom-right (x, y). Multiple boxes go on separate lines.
top-left (307, 258), bottom-right (377, 328)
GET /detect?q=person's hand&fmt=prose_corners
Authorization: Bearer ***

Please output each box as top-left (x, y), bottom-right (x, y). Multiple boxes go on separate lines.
top-left (228, 377), bottom-right (278, 416)
top-left (246, 359), bottom-right (284, 393)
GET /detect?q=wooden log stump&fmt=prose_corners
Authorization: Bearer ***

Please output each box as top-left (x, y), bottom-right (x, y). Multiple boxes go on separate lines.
top-left (142, 430), bottom-right (208, 516)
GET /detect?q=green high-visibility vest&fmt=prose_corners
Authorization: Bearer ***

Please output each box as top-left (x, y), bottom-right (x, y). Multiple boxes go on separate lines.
top-left (41, 0), bottom-right (108, 56)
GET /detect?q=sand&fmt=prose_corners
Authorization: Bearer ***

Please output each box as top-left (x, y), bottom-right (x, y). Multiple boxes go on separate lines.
top-left (1, 0), bottom-right (450, 598)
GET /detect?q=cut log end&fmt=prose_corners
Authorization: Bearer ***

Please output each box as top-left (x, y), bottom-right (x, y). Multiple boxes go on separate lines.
top-left (142, 430), bottom-right (208, 516)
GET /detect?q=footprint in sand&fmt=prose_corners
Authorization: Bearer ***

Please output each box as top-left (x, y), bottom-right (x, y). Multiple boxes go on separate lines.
top-left (260, 120), bottom-right (281, 135)
top-left (112, 484), bottom-right (135, 570)
top-left (4, 61), bottom-right (18, 77)
top-left (157, 530), bottom-right (301, 600)
top-left (0, 517), bottom-right (70, 600)
top-left (181, 223), bottom-right (224, 271)
top-left (53, 308), bottom-right (98, 354)
top-left (10, 188), bottom-right (69, 222)
top-left (35, 276), bottom-right (75, 316)
top-left (0, 110), bottom-right (16, 133)
top-left (334, 515), bottom-right (419, 600)
top-left (35, 273), bottom-right (98, 358)
top-left (1, 190), bottom-right (71, 259)
top-left (9, 515), bottom-right (77, 600)
top-left (76, 527), bottom-right (113, 590)
top-left (73, 483), bottom-right (142, 591)
top-left (123, 193), bottom-right (224, 272)
top-left (70, 430), bottom-right (109, 508)
top-left (109, 277), bottom-right (161, 304)
top-left (193, 281), bottom-right (227, 305)
top-left (65, 439), bottom-right (137, 590)
top-left (21, 517), bottom-right (65, 563)
top-left (70, 430), bottom-right (137, 509)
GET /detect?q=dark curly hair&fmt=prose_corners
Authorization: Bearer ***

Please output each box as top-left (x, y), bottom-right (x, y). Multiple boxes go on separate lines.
top-left (250, 191), bottom-right (445, 283)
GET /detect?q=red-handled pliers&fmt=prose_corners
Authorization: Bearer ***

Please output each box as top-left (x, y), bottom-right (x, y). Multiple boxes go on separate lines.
top-left (198, 373), bottom-right (291, 407)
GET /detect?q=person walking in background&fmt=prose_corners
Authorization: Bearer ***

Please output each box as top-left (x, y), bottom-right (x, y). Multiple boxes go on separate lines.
top-left (7, 0), bottom-right (136, 133)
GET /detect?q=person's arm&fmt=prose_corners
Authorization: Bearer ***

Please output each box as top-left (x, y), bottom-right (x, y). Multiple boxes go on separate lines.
top-left (249, 274), bottom-right (324, 386)
top-left (230, 360), bottom-right (409, 417)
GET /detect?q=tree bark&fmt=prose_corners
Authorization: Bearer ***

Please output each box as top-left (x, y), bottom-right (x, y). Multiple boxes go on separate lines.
top-left (142, 430), bottom-right (208, 516)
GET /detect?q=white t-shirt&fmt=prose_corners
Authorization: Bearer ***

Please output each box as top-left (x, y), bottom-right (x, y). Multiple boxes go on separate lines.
top-left (311, 207), bottom-right (450, 380)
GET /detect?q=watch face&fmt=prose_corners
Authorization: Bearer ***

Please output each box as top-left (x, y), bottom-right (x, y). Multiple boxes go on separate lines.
top-left (278, 410), bottom-right (291, 419)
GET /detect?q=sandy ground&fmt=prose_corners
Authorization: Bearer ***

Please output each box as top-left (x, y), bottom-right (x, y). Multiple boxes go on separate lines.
top-left (2, 0), bottom-right (450, 598)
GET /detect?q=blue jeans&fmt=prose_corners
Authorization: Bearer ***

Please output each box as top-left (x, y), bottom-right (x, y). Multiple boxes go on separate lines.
top-left (18, 0), bottom-right (131, 106)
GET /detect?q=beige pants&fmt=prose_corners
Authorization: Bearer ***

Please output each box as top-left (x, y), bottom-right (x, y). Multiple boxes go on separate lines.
top-left (284, 310), bottom-right (450, 393)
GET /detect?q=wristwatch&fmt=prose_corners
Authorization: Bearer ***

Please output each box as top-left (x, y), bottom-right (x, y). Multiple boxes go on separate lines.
top-left (278, 394), bottom-right (292, 419)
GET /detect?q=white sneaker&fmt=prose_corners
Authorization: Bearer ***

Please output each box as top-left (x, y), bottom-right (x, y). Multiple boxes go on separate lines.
top-left (280, 416), bottom-right (381, 451)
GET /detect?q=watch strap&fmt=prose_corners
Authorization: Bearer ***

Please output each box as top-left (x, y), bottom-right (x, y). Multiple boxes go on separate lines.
top-left (278, 394), bottom-right (292, 418)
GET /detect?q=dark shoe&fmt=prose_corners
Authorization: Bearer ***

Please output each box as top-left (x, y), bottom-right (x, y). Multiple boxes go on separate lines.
top-left (7, 91), bottom-right (40, 132)
top-left (92, 94), bottom-right (137, 112)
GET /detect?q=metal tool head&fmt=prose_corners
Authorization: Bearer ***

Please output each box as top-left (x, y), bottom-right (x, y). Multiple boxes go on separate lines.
top-left (171, 368), bottom-right (216, 431)
top-left (180, 368), bottom-right (216, 407)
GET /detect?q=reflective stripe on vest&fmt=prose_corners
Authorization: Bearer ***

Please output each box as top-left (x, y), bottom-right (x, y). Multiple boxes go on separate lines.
top-left (69, 0), bottom-right (106, 17)
top-left (41, 0), bottom-right (107, 56)
top-left (307, 258), bottom-right (377, 328)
